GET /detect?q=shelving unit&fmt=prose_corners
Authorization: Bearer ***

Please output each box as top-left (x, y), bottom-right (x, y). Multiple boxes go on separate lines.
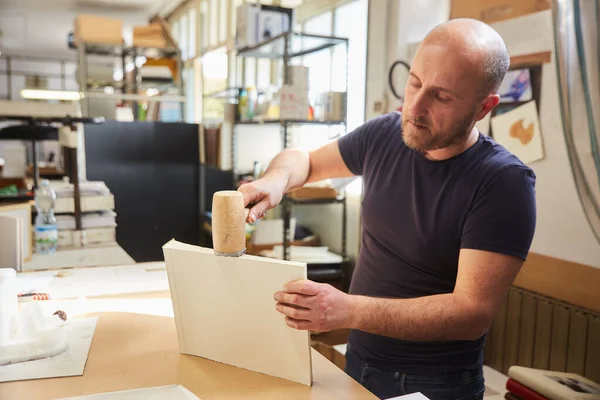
top-left (0, 115), bottom-right (104, 231)
top-left (225, 31), bottom-right (350, 286)
top-left (75, 42), bottom-right (185, 120)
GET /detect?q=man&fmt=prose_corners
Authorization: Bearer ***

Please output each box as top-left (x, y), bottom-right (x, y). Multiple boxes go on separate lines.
top-left (238, 18), bottom-right (536, 400)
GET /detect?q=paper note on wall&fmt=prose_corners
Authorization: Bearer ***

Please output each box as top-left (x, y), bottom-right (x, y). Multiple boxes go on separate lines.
top-left (490, 100), bottom-right (544, 164)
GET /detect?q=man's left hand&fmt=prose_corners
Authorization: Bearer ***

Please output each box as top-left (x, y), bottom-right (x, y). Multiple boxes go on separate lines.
top-left (274, 279), bottom-right (353, 332)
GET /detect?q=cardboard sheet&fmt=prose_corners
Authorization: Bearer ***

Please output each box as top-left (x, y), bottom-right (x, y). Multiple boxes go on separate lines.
top-left (0, 317), bottom-right (97, 383)
top-left (58, 384), bottom-right (200, 399)
top-left (162, 240), bottom-right (312, 386)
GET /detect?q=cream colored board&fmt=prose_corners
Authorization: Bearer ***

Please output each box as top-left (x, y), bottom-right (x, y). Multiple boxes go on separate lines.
top-left (162, 240), bottom-right (312, 386)
top-left (0, 203), bottom-right (32, 262)
top-left (0, 215), bottom-right (22, 270)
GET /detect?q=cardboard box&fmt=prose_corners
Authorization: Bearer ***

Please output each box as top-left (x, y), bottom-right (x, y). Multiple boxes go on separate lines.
top-left (279, 85), bottom-right (309, 120)
top-left (236, 3), bottom-right (292, 49)
top-left (74, 14), bottom-right (123, 45)
top-left (450, 0), bottom-right (551, 24)
top-left (236, 3), bottom-right (261, 49)
top-left (133, 24), bottom-right (167, 48)
top-left (286, 65), bottom-right (309, 89)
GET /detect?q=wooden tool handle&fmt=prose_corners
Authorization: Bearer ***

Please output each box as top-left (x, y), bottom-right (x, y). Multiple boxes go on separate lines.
top-left (212, 191), bottom-right (246, 256)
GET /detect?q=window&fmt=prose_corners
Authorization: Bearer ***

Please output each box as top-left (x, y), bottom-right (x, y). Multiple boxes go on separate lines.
top-left (171, 19), bottom-right (180, 48)
top-left (300, 1), bottom-right (368, 195)
top-left (180, 12), bottom-right (189, 60)
top-left (209, 0), bottom-right (219, 47)
top-left (231, 0), bottom-right (244, 38)
top-left (185, 67), bottom-right (195, 123)
top-left (200, 1), bottom-right (209, 52)
top-left (334, 0), bottom-right (367, 132)
top-left (219, 0), bottom-right (228, 43)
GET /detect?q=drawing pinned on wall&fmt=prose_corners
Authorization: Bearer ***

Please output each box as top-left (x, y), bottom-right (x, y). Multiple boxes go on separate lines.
top-left (490, 100), bottom-right (544, 164)
top-left (498, 68), bottom-right (533, 103)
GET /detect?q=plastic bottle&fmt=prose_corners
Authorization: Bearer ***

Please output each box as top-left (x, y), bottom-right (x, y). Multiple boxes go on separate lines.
top-left (34, 179), bottom-right (58, 255)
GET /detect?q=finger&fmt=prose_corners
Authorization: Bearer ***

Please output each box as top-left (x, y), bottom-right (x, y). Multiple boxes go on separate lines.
top-left (285, 316), bottom-right (313, 330)
top-left (274, 291), bottom-right (315, 309)
top-left (276, 303), bottom-right (312, 321)
top-left (237, 184), bottom-right (259, 208)
top-left (248, 198), bottom-right (270, 223)
top-left (284, 279), bottom-right (321, 296)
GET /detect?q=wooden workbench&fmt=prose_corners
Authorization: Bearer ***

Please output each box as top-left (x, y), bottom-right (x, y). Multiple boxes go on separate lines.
top-left (0, 311), bottom-right (377, 400)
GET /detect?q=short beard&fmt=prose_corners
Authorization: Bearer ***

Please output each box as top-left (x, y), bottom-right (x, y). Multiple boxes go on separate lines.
top-left (401, 112), bottom-right (476, 153)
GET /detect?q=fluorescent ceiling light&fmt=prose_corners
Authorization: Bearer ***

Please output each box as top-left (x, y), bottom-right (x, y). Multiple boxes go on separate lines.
top-left (21, 89), bottom-right (81, 101)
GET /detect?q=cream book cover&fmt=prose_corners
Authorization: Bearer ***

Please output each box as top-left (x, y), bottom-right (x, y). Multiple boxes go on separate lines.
top-left (0, 215), bottom-right (22, 270)
top-left (508, 366), bottom-right (600, 400)
top-left (162, 239), bottom-right (312, 386)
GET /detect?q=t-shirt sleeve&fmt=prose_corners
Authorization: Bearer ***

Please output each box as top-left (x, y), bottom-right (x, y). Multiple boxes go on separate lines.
top-left (461, 165), bottom-right (537, 261)
top-left (337, 112), bottom-right (398, 175)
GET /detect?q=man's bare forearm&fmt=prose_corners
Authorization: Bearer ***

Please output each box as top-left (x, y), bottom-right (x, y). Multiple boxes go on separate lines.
top-left (347, 293), bottom-right (490, 341)
top-left (263, 149), bottom-right (311, 192)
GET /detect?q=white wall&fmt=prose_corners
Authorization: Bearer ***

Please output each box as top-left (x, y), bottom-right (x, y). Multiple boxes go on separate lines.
top-left (385, 0), bottom-right (451, 113)
top-left (491, 11), bottom-right (600, 268)
top-left (0, 6), bottom-right (151, 60)
top-left (385, 4), bottom-right (600, 268)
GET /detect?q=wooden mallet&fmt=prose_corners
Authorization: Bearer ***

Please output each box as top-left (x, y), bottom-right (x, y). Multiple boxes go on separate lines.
top-left (211, 191), bottom-right (247, 257)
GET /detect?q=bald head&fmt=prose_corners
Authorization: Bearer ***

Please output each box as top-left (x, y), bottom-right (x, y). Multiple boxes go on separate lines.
top-left (423, 18), bottom-right (510, 97)
top-left (401, 18), bottom-right (510, 155)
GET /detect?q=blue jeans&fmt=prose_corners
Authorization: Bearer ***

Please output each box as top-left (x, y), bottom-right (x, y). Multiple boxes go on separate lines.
top-left (344, 345), bottom-right (485, 400)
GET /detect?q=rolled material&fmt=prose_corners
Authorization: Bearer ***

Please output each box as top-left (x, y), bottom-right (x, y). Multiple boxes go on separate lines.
top-left (212, 191), bottom-right (246, 257)
top-left (0, 268), bottom-right (18, 346)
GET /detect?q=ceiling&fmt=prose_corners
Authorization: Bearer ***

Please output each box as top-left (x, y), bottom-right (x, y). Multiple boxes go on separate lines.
top-left (0, 0), bottom-right (180, 59)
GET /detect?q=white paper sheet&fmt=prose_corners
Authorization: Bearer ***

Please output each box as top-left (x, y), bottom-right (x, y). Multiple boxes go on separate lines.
top-left (385, 393), bottom-right (430, 400)
top-left (57, 384), bottom-right (200, 400)
top-left (16, 271), bottom-right (55, 294)
top-left (16, 263), bottom-right (169, 299)
top-left (0, 317), bottom-right (97, 383)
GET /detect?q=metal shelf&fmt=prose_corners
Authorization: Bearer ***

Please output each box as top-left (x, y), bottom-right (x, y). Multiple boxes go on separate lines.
top-left (124, 46), bottom-right (180, 58)
top-left (307, 267), bottom-right (344, 282)
top-left (80, 43), bottom-right (180, 58)
top-left (209, 31), bottom-right (351, 285)
top-left (81, 43), bottom-right (125, 56)
top-left (0, 194), bottom-right (34, 203)
top-left (76, 41), bottom-right (184, 119)
top-left (237, 119), bottom-right (346, 126)
top-left (203, 87), bottom-right (243, 100)
top-left (0, 116), bottom-right (104, 126)
top-left (237, 32), bottom-right (348, 59)
top-left (283, 195), bottom-right (345, 205)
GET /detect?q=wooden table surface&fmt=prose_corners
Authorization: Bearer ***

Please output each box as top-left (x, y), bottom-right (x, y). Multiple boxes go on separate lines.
top-left (0, 311), bottom-right (377, 400)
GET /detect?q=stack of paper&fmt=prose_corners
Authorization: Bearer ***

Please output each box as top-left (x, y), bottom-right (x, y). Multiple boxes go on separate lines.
top-left (56, 211), bottom-right (117, 230)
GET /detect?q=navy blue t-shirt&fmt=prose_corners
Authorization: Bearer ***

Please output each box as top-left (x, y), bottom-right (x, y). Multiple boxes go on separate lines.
top-left (338, 111), bottom-right (536, 374)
